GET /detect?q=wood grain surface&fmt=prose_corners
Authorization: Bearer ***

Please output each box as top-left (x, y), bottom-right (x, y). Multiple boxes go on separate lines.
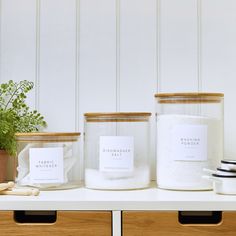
top-left (122, 211), bottom-right (236, 236)
top-left (0, 211), bottom-right (111, 236)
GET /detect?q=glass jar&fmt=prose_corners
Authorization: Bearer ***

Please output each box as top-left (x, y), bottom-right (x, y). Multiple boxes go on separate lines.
top-left (155, 93), bottom-right (224, 190)
top-left (15, 132), bottom-right (80, 190)
top-left (84, 112), bottom-right (151, 190)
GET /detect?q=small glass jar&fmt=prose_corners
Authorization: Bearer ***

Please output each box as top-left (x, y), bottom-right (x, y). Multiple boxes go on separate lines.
top-left (84, 112), bottom-right (151, 190)
top-left (155, 93), bottom-right (224, 190)
top-left (15, 132), bottom-right (80, 190)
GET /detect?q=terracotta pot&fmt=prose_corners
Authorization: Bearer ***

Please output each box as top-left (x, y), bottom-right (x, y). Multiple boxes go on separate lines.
top-left (0, 150), bottom-right (9, 183)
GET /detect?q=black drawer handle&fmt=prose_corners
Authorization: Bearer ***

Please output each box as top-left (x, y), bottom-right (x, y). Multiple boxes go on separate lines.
top-left (178, 211), bottom-right (222, 225)
top-left (14, 211), bottom-right (57, 224)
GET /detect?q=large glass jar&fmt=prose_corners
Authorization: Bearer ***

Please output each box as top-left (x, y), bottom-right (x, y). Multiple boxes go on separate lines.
top-left (84, 112), bottom-right (151, 190)
top-left (15, 132), bottom-right (80, 190)
top-left (155, 93), bottom-right (224, 190)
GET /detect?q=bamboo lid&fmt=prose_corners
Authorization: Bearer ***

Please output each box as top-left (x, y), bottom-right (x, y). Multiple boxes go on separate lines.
top-left (84, 112), bottom-right (151, 117)
top-left (84, 112), bottom-right (151, 122)
top-left (15, 132), bottom-right (80, 142)
top-left (155, 92), bottom-right (224, 104)
top-left (155, 92), bottom-right (224, 98)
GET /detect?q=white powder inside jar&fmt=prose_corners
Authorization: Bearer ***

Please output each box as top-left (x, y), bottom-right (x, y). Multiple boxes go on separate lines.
top-left (156, 114), bottom-right (223, 190)
top-left (85, 165), bottom-right (150, 190)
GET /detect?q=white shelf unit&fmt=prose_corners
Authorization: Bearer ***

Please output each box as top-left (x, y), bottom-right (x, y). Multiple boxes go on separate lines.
top-left (1, 182), bottom-right (236, 236)
top-left (0, 182), bottom-right (236, 211)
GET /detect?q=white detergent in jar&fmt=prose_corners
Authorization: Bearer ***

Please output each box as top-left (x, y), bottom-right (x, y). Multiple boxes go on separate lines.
top-left (85, 165), bottom-right (150, 190)
top-left (156, 114), bottom-right (223, 190)
top-left (84, 112), bottom-right (151, 190)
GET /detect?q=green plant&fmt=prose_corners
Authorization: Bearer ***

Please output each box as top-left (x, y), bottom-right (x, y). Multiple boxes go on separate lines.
top-left (0, 80), bottom-right (47, 155)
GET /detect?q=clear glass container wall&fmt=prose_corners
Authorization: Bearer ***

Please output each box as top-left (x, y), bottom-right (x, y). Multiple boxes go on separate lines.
top-left (15, 133), bottom-right (80, 190)
top-left (155, 93), bottom-right (224, 190)
top-left (84, 112), bottom-right (151, 190)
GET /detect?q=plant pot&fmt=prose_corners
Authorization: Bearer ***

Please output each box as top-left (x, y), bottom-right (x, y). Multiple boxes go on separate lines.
top-left (0, 150), bottom-right (9, 182)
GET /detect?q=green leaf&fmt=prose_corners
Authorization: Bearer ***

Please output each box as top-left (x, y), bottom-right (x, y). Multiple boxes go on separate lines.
top-left (0, 80), bottom-right (47, 155)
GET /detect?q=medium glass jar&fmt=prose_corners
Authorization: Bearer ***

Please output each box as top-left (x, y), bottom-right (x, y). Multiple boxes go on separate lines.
top-left (15, 132), bottom-right (80, 190)
top-left (84, 112), bottom-right (151, 190)
top-left (155, 93), bottom-right (224, 190)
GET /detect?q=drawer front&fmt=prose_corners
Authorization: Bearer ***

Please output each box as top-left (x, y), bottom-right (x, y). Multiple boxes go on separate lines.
top-left (0, 211), bottom-right (111, 236)
top-left (122, 211), bottom-right (236, 236)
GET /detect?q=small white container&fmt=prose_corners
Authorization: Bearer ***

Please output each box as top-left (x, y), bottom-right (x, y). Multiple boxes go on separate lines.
top-left (204, 174), bottom-right (236, 195)
top-left (216, 168), bottom-right (236, 176)
top-left (204, 167), bottom-right (236, 176)
top-left (84, 112), bottom-right (151, 190)
top-left (15, 132), bottom-right (80, 190)
top-left (221, 160), bottom-right (236, 171)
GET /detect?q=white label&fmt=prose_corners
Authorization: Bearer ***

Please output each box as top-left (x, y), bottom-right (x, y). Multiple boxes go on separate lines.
top-left (29, 147), bottom-right (64, 183)
top-left (171, 125), bottom-right (208, 161)
top-left (99, 136), bottom-right (134, 172)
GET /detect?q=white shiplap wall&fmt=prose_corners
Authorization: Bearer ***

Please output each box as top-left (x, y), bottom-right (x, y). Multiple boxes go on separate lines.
top-left (0, 0), bottom-right (236, 179)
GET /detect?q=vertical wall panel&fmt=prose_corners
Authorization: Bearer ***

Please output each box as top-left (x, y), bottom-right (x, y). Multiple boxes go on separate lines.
top-left (39, 0), bottom-right (77, 131)
top-left (119, 0), bottom-right (156, 111)
top-left (119, 0), bottom-right (157, 178)
top-left (79, 0), bottom-right (116, 114)
top-left (0, 0), bottom-right (36, 107)
top-left (159, 0), bottom-right (198, 92)
top-left (201, 0), bottom-right (236, 158)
